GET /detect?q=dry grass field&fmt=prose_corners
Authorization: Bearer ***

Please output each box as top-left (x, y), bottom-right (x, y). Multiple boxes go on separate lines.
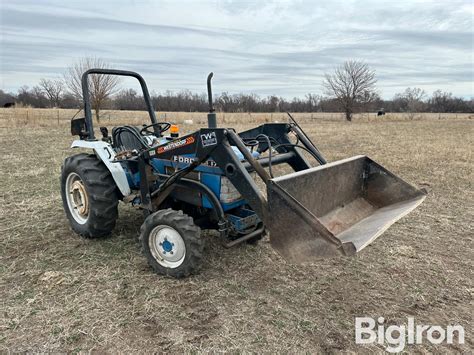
top-left (1, 109), bottom-right (472, 352)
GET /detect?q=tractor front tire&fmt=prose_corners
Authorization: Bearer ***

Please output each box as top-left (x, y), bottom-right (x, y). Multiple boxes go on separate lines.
top-left (140, 209), bottom-right (203, 278)
top-left (61, 153), bottom-right (119, 238)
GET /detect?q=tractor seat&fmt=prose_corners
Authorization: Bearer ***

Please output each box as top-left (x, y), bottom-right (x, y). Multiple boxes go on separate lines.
top-left (112, 125), bottom-right (148, 152)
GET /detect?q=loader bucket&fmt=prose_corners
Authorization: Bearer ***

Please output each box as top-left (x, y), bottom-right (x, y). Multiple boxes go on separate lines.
top-left (266, 155), bottom-right (426, 263)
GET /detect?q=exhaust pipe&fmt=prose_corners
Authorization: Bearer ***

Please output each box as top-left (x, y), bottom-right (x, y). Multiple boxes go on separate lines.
top-left (207, 72), bottom-right (217, 128)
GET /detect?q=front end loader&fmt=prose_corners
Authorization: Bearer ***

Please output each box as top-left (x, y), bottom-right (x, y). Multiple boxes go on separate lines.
top-left (61, 69), bottom-right (426, 278)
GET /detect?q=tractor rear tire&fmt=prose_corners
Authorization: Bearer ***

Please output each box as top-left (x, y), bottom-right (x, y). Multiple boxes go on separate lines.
top-left (61, 153), bottom-right (119, 238)
top-left (140, 209), bottom-right (203, 278)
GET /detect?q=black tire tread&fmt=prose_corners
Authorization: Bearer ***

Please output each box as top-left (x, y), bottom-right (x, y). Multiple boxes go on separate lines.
top-left (139, 208), bottom-right (203, 278)
top-left (61, 153), bottom-right (119, 238)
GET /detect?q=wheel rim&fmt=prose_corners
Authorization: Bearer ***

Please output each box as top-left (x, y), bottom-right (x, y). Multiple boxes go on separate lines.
top-left (149, 225), bottom-right (186, 268)
top-left (65, 172), bottom-right (89, 225)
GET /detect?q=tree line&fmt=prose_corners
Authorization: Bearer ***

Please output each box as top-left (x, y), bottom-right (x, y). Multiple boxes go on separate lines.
top-left (1, 58), bottom-right (472, 121)
top-left (3, 85), bottom-right (471, 115)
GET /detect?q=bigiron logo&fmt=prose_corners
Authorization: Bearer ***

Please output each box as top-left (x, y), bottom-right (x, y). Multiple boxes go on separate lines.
top-left (355, 317), bottom-right (465, 352)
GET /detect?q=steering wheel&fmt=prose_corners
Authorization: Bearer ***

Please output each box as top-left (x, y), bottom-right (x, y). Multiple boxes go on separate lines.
top-left (140, 122), bottom-right (171, 136)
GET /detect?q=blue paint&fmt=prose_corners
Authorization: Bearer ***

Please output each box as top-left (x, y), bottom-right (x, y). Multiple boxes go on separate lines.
top-left (227, 207), bottom-right (261, 231)
top-left (222, 199), bottom-right (247, 211)
top-left (200, 172), bottom-right (221, 208)
top-left (162, 239), bottom-right (173, 252)
top-left (231, 146), bottom-right (260, 160)
top-left (129, 146), bottom-right (261, 224)
top-left (122, 165), bottom-right (141, 189)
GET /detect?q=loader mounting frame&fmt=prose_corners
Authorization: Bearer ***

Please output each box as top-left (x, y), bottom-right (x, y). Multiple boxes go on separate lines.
top-left (135, 123), bottom-right (327, 231)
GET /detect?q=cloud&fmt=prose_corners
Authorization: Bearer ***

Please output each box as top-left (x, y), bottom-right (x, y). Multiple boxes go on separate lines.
top-left (0, 0), bottom-right (472, 98)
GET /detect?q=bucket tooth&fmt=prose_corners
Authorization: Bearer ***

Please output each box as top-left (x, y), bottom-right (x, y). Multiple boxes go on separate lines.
top-left (266, 155), bottom-right (426, 263)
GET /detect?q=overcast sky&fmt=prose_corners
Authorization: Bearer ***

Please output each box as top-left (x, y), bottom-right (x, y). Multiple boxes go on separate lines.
top-left (1, 0), bottom-right (473, 99)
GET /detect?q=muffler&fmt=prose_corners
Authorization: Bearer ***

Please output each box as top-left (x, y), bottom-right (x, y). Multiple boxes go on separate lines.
top-left (266, 155), bottom-right (426, 263)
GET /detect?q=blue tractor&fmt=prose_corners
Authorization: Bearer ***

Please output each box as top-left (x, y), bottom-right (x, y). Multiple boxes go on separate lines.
top-left (61, 69), bottom-right (426, 278)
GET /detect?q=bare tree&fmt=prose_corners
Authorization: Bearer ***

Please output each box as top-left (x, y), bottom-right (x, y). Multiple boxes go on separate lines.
top-left (393, 87), bottom-right (426, 119)
top-left (64, 57), bottom-right (121, 122)
top-left (17, 85), bottom-right (49, 108)
top-left (115, 88), bottom-right (145, 110)
top-left (0, 89), bottom-right (16, 107)
top-left (428, 90), bottom-right (471, 112)
top-left (39, 78), bottom-right (64, 107)
top-left (323, 60), bottom-right (377, 121)
top-left (429, 90), bottom-right (453, 112)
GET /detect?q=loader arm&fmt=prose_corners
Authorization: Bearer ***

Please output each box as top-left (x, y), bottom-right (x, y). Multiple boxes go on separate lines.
top-left (142, 121), bottom-right (427, 261)
top-left (145, 123), bottom-right (323, 224)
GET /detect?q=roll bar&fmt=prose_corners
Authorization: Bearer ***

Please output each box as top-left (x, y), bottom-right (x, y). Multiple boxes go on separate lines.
top-left (81, 69), bottom-right (158, 140)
